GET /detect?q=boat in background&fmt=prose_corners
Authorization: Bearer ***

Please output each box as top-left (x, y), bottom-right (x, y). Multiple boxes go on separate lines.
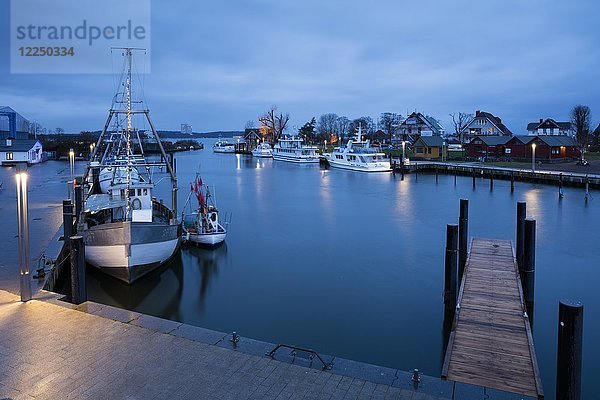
top-left (213, 139), bottom-right (235, 153)
top-left (273, 137), bottom-right (319, 163)
top-left (252, 142), bottom-right (273, 158)
top-left (324, 126), bottom-right (391, 172)
top-left (79, 48), bottom-right (180, 284)
top-left (183, 176), bottom-right (228, 247)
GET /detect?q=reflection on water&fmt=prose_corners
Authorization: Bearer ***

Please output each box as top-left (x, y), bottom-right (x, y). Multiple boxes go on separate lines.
top-left (86, 143), bottom-right (599, 399)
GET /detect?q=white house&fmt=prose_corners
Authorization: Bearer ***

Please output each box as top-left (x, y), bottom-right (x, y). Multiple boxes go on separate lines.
top-left (459, 110), bottom-right (513, 143)
top-left (526, 118), bottom-right (572, 136)
top-left (398, 112), bottom-right (445, 144)
top-left (0, 139), bottom-right (43, 165)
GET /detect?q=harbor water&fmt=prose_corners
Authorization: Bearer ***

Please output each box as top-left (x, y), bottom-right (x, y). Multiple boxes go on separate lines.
top-left (14, 142), bottom-right (598, 399)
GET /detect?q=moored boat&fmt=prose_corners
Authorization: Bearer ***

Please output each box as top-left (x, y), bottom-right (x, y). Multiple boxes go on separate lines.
top-left (213, 139), bottom-right (235, 153)
top-left (252, 142), bottom-right (273, 158)
top-left (273, 137), bottom-right (319, 163)
top-left (183, 176), bottom-right (228, 247)
top-left (324, 126), bottom-right (391, 172)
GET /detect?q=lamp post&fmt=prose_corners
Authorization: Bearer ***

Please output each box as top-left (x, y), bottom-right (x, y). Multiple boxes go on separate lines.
top-left (532, 143), bottom-right (537, 172)
top-left (16, 166), bottom-right (32, 302)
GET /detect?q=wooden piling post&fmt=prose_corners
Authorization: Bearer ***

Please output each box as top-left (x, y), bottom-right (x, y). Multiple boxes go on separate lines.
top-left (435, 165), bottom-right (439, 183)
top-left (511, 171), bottom-right (515, 192)
top-left (63, 200), bottom-right (73, 244)
top-left (74, 184), bottom-right (83, 227)
top-left (400, 163), bottom-right (405, 180)
top-left (69, 236), bottom-right (87, 305)
top-left (559, 173), bottom-right (564, 198)
top-left (522, 219), bottom-right (536, 304)
top-left (489, 172), bottom-right (494, 190)
top-left (585, 176), bottom-right (589, 202)
top-left (454, 169), bottom-right (457, 186)
top-left (556, 300), bottom-right (584, 400)
top-left (472, 169), bottom-right (476, 188)
top-left (444, 224), bottom-right (459, 312)
top-left (458, 199), bottom-right (468, 282)
top-left (516, 202), bottom-right (526, 269)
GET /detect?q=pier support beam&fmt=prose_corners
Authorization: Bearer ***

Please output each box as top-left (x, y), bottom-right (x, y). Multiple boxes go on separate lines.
top-left (69, 236), bottom-right (87, 305)
top-left (516, 202), bottom-right (526, 269)
top-left (556, 300), bottom-right (584, 400)
top-left (458, 199), bottom-right (468, 282)
top-left (444, 224), bottom-right (458, 313)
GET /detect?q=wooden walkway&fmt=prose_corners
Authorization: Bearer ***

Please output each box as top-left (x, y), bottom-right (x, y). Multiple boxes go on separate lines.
top-left (442, 238), bottom-right (544, 398)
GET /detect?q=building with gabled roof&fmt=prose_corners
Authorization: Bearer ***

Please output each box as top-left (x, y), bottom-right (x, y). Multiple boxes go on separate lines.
top-left (526, 118), bottom-right (572, 136)
top-left (0, 138), bottom-right (43, 165)
top-left (460, 110), bottom-right (512, 143)
top-left (398, 112), bottom-right (444, 144)
top-left (0, 106), bottom-right (31, 139)
top-left (412, 135), bottom-right (444, 159)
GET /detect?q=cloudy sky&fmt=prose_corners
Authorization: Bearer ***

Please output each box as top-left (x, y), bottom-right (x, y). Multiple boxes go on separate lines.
top-left (1, 0), bottom-right (599, 134)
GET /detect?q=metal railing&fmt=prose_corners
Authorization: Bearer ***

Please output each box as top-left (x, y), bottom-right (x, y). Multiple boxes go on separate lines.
top-left (265, 344), bottom-right (333, 370)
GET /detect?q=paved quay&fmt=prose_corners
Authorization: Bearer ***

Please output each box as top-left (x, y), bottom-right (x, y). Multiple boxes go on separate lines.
top-left (0, 289), bottom-right (534, 400)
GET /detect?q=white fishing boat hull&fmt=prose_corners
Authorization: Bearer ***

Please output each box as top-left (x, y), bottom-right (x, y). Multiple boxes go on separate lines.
top-left (252, 150), bottom-right (273, 158)
top-left (187, 231), bottom-right (226, 246)
top-left (213, 147), bottom-right (235, 153)
top-left (272, 154), bottom-right (319, 163)
top-left (84, 221), bottom-right (180, 283)
top-left (325, 156), bottom-right (392, 172)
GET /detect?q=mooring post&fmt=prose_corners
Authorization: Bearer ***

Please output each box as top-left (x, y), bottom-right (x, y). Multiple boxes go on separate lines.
top-left (584, 175), bottom-right (589, 202)
top-left (511, 171), bottom-right (515, 192)
top-left (415, 164), bottom-right (418, 181)
top-left (522, 219), bottom-right (536, 305)
top-left (559, 173), bottom-right (564, 198)
top-left (74, 184), bottom-right (83, 226)
top-left (489, 172), bottom-right (494, 190)
top-left (458, 199), bottom-right (469, 282)
top-left (454, 169), bottom-right (457, 186)
top-left (516, 202), bottom-right (526, 269)
top-left (435, 166), bottom-right (439, 183)
top-left (444, 224), bottom-right (459, 312)
top-left (69, 236), bottom-right (87, 305)
top-left (556, 300), bottom-right (584, 400)
top-left (472, 169), bottom-right (476, 188)
top-left (63, 200), bottom-right (73, 244)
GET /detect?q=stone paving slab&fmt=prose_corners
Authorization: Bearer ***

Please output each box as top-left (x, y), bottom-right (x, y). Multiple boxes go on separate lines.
top-left (0, 289), bottom-right (535, 399)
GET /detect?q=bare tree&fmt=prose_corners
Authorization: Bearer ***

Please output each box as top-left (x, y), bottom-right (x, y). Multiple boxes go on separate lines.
top-left (335, 116), bottom-right (351, 143)
top-left (245, 120), bottom-right (256, 129)
top-left (317, 113), bottom-right (338, 140)
top-left (56, 127), bottom-right (65, 135)
top-left (570, 105), bottom-right (591, 159)
top-left (350, 117), bottom-right (375, 135)
top-left (379, 112), bottom-right (403, 144)
top-left (258, 106), bottom-right (290, 143)
top-left (450, 112), bottom-right (473, 144)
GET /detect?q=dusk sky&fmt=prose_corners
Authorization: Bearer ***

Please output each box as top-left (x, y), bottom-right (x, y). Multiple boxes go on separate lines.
top-left (1, 0), bottom-right (599, 134)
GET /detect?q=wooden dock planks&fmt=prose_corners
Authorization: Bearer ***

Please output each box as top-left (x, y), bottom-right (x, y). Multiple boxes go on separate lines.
top-left (442, 238), bottom-right (544, 398)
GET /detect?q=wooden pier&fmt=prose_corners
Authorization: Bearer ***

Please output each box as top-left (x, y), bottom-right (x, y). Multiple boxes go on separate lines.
top-left (442, 238), bottom-right (544, 398)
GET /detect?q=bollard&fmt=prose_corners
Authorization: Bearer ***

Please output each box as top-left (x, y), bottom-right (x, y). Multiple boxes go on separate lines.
top-left (412, 369), bottom-right (421, 383)
top-left (63, 200), bottom-right (73, 244)
top-left (458, 199), bottom-right (469, 282)
top-left (522, 219), bottom-right (536, 304)
top-left (516, 202), bottom-right (526, 269)
top-left (230, 331), bottom-right (240, 344)
top-left (69, 236), bottom-right (87, 304)
top-left (16, 166), bottom-right (32, 302)
top-left (444, 224), bottom-right (459, 312)
top-left (556, 300), bottom-right (584, 400)
top-left (511, 172), bottom-right (515, 192)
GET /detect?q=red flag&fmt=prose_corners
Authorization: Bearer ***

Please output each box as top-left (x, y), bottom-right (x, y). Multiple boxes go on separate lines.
top-left (190, 184), bottom-right (194, 192)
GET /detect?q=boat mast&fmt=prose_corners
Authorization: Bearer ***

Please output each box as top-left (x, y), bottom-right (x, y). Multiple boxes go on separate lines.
top-left (125, 48), bottom-right (133, 219)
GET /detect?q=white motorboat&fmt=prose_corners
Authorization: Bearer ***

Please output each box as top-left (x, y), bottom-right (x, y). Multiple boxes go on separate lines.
top-left (252, 142), bottom-right (273, 158)
top-left (213, 139), bottom-right (235, 153)
top-left (273, 137), bottom-right (319, 163)
top-left (79, 48), bottom-right (180, 284)
top-left (183, 176), bottom-right (228, 247)
top-left (324, 126), bottom-right (391, 172)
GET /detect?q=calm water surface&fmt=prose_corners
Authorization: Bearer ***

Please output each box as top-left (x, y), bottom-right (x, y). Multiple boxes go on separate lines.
top-left (84, 141), bottom-right (599, 399)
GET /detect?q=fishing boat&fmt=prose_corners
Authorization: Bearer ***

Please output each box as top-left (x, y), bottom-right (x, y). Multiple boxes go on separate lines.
top-left (183, 176), bottom-right (227, 247)
top-left (252, 142), bottom-right (273, 158)
top-left (78, 48), bottom-right (180, 284)
top-left (213, 139), bottom-right (235, 153)
top-left (272, 137), bottom-right (319, 163)
top-left (324, 126), bottom-right (391, 172)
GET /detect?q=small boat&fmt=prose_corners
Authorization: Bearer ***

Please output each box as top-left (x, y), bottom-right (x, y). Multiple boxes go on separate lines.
top-left (183, 176), bottom-right (228, 247)
top-left (252, 142), bottom-right (273, 158)
top-left (324, 126), bottom-right (391, 172)
top-left (213, 139), bottom-right (235, 153)
top-left (273, 136), bottom-right (319, 163)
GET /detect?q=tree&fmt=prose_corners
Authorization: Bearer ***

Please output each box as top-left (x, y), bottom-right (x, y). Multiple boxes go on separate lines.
top-left (298, 117), bottom-right (317, 144)
top-left (245, 120), bottom-right (256, 129)
top-left (317, 113), bottom-right (338, 141)
top-left (593, 123), bottom-right (600, 146)
top-left (350, 117), bottom-right (375, 136)
top-left (335, 116), bottom-right (351, 143)
top-left (378, 112), bottom-right (403, 144)
top-left (258, 106), bottom-right (289, 143)
top-left (570, 105), bottom-right (591, 158)
top-left (450, 112), bottom-right (473, 144)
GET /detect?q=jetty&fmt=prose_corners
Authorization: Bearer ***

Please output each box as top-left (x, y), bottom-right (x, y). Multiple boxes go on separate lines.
top-left (442, 238), bottom-right (544, 398)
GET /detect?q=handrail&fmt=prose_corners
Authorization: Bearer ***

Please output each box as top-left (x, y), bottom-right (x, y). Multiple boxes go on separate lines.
top-left (265, 344), bottom-right (333, 370)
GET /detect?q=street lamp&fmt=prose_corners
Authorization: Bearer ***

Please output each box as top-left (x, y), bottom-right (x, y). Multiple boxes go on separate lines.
top-left (16, 166), bottom-right (31, 302)
top-left (531, 143), bottom-right (536, 172)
